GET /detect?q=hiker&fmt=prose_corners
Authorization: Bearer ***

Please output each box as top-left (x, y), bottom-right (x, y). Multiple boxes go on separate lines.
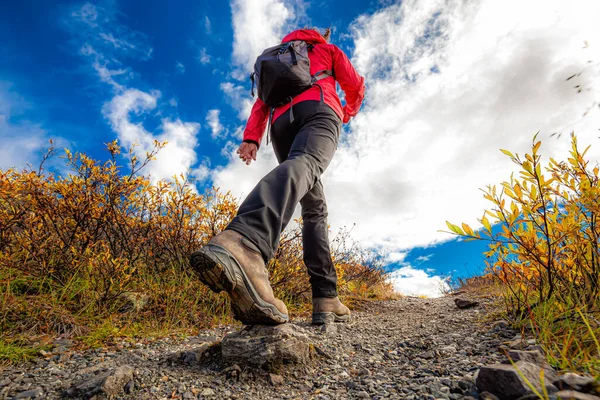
top-left (190, 28), bottom-right (365, 326)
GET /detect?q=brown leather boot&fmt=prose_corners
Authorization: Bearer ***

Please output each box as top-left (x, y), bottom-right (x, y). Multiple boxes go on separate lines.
top-left (312, 296), bottom-right (350, 325)
top-left (190, 230), bottom-right (288, 325)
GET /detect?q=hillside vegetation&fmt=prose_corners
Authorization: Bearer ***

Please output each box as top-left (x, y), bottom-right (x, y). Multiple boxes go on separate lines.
top-left (448, 133), bottom-right (600, 376)
top-left (0, 141), bottom-right (392, 362)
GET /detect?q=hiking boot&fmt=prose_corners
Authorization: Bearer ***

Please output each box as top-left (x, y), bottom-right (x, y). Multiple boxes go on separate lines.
top-left (312, 296), bottom-right (350, 325)
top-left (190, 230), bottom-right (289, 325)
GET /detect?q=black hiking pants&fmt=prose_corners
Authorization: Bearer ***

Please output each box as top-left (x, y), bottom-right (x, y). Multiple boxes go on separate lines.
top-left (227, 100), bottom-right (341, 298)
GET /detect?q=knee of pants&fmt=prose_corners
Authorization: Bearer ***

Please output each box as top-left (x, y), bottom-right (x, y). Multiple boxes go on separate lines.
top-left (286, 152), bottom-right (325, 176)
top-left (301, 198), bottom-right (328, 222)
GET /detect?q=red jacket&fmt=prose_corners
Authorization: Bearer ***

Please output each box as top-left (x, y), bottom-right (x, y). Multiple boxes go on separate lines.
top-left (243, 29), bottom-right (365, 147)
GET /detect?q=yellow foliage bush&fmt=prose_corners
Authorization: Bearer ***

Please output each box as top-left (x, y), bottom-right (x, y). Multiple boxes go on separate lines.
top-left (448, 133), bottom-right (600, 375)
top-left (0, 141), bottom-right (391, 353)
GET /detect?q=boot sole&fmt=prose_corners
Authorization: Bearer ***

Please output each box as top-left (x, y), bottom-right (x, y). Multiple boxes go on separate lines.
top-left (312, 312), bottom-right (351, 325)
top-left (190, 245), bottom-right (288, 326)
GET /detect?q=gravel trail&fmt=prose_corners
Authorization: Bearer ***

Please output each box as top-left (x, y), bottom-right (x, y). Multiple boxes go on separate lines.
top-left (1, 294), bottom-right (516, 399)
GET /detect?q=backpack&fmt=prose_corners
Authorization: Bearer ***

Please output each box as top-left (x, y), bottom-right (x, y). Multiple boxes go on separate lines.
top-left (250, 40), bottom-right (332, 124)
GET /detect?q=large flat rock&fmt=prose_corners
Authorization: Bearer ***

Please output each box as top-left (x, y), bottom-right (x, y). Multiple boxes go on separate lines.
top-left (221, 323), bottom-right (313, 370)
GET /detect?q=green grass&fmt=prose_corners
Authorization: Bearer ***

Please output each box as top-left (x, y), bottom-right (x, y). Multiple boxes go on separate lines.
top-left (0, 339), bottom-right (51, 364)
top-left (510, 292), bottom-right (600, 377)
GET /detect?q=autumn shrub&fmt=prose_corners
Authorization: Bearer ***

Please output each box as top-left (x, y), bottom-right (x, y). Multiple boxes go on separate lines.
top-left (447, 133), bottom-right (600, 375)
top-left (0, 140), bottom-right (390, 359)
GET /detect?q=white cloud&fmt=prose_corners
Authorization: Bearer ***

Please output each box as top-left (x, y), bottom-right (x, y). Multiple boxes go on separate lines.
top-left (206, 109), bottom-right (225, 139)
top-left (230, 0), bottom-right (294, 71)
top-left (386, 251), bottom-right (407, 263)
top-left (388, 266), bottom-right (450, 298)
top-left (220, 82), bottom-right (254, 119)
top-left (175, 61), bottom-right (186, 74)
top-left (212, 142), bottom-right (279, 198)
top-left (103, 89), bottom-right (201, 182)
top-left (204, 16), bottom-right (212, 34)
top-left (198, 48), bottom-right (211, 65)
top-left (322, 0), bottom-right (600, 252)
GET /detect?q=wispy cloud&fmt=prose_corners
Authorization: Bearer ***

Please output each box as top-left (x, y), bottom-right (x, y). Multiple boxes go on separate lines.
top-left (204, 16), bottom-right (212, 34)
top-left (206, 109), bottom-right (225, 139)
top-left (197, 48), bottom-right (211, 65)
top-left (65, 2), bottom-right (204, 182)
top-left (68, 2), bottom-right (153, 62)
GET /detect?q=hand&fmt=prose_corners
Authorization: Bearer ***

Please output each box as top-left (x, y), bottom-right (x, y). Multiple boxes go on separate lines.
top-left (236, 142), bottom-right (258, 165)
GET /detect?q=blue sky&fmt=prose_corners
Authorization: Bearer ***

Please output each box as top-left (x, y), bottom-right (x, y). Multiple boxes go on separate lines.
top-left (1, 0), bottom-right (599, 296)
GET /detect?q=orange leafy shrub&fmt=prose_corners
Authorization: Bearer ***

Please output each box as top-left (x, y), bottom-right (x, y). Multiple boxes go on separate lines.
top-left (447, 134), bottom-right (600, 374)
top-left (0, 141), bottom-right (390, 349)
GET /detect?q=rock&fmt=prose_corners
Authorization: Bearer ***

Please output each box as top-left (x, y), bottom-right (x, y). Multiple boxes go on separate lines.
top-left (269, 373), bottom-right (284, 386)
top-left (222, 364), bottom-right (241, 379)
top-left (13, 387), bottom-right (44, 399)
top-left (201, 387), bottom-right (215, 396)
top-left (221, 324), bottom-right (312, 369)
top-left (554, 373), bottom-right (596, 392)
top-left (183, 391), bottom-right (196, 399)
top-left (175, 342), bottom-right (216, 365)
top-left (124, 379), bottom-right (134, 394)
top-left (504, 350), bottom-right (552, 371)
top-left (476, 361), bottom-right (558, 400)
top-left (492, 320), bottom-right (510, 330)
top-left (555, 391), bottom-right (600, 400)
top-left (320, 322), bottom-right (338, 335)
top-left (65, 365), bottom-right (134, 398)
top-left (454, 299), bottom-right (479, 309)
top-left (479, 392), bottom-right (500, 400)
top-left (0, 377), bottom-right (11, 387)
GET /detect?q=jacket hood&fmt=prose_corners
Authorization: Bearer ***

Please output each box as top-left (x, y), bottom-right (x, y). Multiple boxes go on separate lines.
top-left (281, 29), bottom-right (327, 44)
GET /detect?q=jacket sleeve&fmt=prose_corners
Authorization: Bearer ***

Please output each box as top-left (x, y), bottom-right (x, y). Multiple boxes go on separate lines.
top-left (332, 45), bottom-right (365, 122)
top-left (242, 98), bottom-right (270, 147)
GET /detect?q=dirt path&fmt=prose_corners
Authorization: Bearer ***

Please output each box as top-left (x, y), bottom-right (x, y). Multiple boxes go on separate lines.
top-left (1, 294), bottom-right (516, 399)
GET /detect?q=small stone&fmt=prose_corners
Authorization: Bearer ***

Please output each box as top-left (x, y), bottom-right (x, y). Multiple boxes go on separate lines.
top-left (554, 373), bottom-right (596, 391)
top-left (320, 323), bottom-right (338, 334)
top-left (14, 387), bottom-right (44, 399)
top-left (505, 350), bottom-right (552, 371)
top-left (479, 391), bottom-right (500, 400)
top-left (183, 391), bottom-right (196, 399)
top-left (124, 379), bottom-right (134, 394)
top-left (65, 365), bottom-right (134, 398)
top-left (201, 387), bottom-right (215, 396)
top-left (0, 377), bottom-right (11, 387)
top-left (454, 299), bottom-right (479, 309)
top-left (269, 373), bottom-right (284, 386)
top-left (555, 391), bottom-right (600, 400)
top-left (356, 390), bottom-right (370, 398)
top-left (476, 361), bottom-right (558, 399)
top-left (492, 320), bottom-right (509, 330)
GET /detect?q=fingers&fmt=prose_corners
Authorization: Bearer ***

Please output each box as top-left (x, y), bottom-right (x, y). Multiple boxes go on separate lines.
top-left (236, 142), bottom-right (258, 165)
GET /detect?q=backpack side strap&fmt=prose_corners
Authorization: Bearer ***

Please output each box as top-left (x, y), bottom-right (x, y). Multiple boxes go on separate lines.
top-left (312, 70), bottom-right (333, 81)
